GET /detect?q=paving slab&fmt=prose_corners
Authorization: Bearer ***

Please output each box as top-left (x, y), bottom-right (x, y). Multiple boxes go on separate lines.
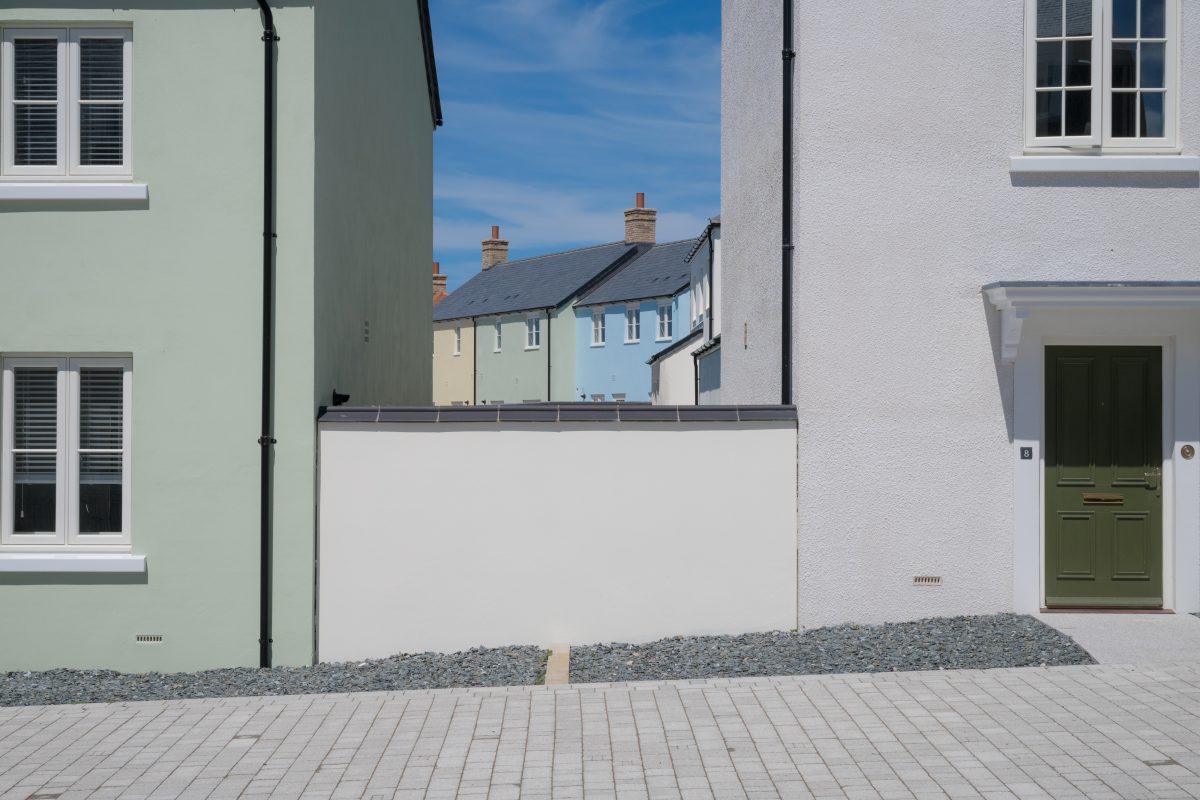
top-left (1037, 612), bottom-right (1200, 665)
top-left (3, 663), bottom-right (1200, 799)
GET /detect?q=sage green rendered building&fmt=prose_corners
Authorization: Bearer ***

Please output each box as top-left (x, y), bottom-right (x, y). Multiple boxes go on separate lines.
top-left (0, 1), bottom-right (439, 671)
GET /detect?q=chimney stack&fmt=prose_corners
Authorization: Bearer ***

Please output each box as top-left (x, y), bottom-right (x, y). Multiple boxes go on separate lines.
top-left (624, 192), bottom-right (656, 244)
top-left (482, 225), bottom-right (509, 271)
top-left (432, 261), bottom-right (448, 306)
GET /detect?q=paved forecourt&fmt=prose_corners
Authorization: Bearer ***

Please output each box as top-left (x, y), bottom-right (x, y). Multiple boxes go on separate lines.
top-left (3, 664), bottom-right (1200, 800)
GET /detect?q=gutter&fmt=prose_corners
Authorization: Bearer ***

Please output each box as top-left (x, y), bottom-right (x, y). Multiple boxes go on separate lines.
top-left (255, 0), bottom-right (279, 670)
top-left (781, 0), bottom-right (795, 406)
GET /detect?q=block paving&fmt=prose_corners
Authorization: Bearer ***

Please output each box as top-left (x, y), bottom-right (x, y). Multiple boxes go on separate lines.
top-left (3, 663), bottom-right (1200, 799)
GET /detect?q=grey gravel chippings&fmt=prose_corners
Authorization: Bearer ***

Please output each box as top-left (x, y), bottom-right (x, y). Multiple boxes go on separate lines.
top-left (569, 614), bottom-right (1094, 684)
top-left (1, 646), bottom-right (547, 708)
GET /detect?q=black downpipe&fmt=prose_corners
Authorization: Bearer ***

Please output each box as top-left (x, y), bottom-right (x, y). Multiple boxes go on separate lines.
top-left (256, 0), bottom-right (279, 670)
top-left (781, 0), bottom-right (795, 406)
top-left (472, 320), bottom-right (478, 406)
top-left (545, 310), bottom-right (552, 402)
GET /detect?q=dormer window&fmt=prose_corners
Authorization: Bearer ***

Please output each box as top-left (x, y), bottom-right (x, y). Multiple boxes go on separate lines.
top-left (1025, 0), bottom-right (1176, 150)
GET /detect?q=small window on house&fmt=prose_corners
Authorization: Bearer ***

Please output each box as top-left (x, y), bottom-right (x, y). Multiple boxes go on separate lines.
top-left (494, 322), bottom-right (502, 353)
top-left (624, 307), bottom-right (640, 343)
top-left (657, 303), bottom-right (673, 341)
top-left (453, 326), bottom-right (462, 356)
top-left (1026, 0), bottom-right (1176, 148)
top-left (525, 316), bottom-right (541, 349)
top-left (1, 27), bottom-right (133, 177)
top-left (591, 311), bottom-right (605, 346)
top-left (2, 357), bottom-right (132, 549)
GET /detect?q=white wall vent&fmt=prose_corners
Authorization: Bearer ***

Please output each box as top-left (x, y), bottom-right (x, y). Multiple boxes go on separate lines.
top-left (135, 634), bottom-right (164, 644)
top-left (913, 576), bottom-right (943, 587)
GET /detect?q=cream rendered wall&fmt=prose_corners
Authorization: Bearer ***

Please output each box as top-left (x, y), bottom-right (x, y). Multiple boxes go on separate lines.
top-left (433, 321), bottom-right (474, 405)
top-left (721, 1), bottom-right (1200, 625)
top-left (652, 340), bottom-right (699, 405)
top-left (0, 4), bottom-right (316, 670)
top-left (317, 420), bottom-right (798, 659)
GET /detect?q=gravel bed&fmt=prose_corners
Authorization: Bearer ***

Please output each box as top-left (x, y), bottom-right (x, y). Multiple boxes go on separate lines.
top-left (569, 614), bottom-right (1094, 684)
top-left (1, 646), bottom-right (548, 708)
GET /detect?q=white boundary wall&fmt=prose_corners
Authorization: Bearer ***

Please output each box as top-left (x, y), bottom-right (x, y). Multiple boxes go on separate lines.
top-left (318, 417), bottom-right (797, 661)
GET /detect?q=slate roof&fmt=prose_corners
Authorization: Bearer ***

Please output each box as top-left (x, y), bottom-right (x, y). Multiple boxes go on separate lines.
top-left (576, 238), bottom-right (700, 308)
top-left (433, 241), bottom-right (641, 322)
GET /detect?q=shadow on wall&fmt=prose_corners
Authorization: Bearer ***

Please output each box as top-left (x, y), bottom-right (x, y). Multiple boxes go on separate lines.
top-left (1010, 172), bottom-right (1200, 190)
top-left (982, 293), bottom-right (1015, 443)
top-left (0, 200), bottom-right (149, 214)
top-left (0, 571), bottom-right (148, 587)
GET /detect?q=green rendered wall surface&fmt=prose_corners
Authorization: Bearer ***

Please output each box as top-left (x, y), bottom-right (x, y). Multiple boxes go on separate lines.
top-left (0, 4), bottom-right (316, 672)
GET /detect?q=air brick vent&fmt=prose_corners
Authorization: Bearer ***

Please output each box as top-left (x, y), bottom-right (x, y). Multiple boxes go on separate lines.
top-left (135, 634), bottom-right (164, 644)
top-left (913, 576), bottom-right (943, 587)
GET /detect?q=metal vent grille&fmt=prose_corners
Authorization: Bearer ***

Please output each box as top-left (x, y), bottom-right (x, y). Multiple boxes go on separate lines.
top-left (135, 634), bottom-right (164, 644)
top-left (913, 576), bottom-right (943, 587)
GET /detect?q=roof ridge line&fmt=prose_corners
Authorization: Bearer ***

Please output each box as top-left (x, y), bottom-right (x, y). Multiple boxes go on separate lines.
top-left (494, 240), bottom-right (629, 269)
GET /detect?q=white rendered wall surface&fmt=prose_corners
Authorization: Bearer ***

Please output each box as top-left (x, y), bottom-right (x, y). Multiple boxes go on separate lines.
top-left (721, 1), bottom-right (1200, 625)
top-left (652, 343), bottom-right (699, 405)
top-left (318, 421), bottom-right (798, 660)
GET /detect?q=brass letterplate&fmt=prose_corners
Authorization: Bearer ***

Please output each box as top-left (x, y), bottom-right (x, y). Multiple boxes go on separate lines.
top-left (1082, 493), bottom-right (1124, 505)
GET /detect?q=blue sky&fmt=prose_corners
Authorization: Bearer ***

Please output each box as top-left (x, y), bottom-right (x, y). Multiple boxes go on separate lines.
top-left (430, 0), bottom-right (720, 291)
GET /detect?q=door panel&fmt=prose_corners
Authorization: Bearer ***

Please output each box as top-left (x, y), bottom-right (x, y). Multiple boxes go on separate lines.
top-left (1056, 512), bottom-right (1097, 580)
top-left (1045, 346), bottom-right (1162, 608)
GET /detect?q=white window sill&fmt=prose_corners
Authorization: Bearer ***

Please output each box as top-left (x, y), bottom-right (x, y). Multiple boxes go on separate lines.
top-left (1010, 155), bottom-right (1200, 174)
top-left (0, 553), bottom-right (145, 573)
top-left (524, 347), bottom-right (541, 351)
top-left (590, 343), bottom-right (605, 348)
top-left (0, 182), bottom-right (149, 201)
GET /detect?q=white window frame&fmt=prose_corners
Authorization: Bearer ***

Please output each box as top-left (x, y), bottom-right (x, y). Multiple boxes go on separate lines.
top-left (624, 306), bottom-right (640, 344)
top-left (525, 315), bottom-right (542, 350)
top-left (1023, 0), bottom-right (1178, 151)
top-left (493, 321), bottom-right (502, 353)
top-left (0, 25), bottom-right (133, 180)
top-left (1, 356), bottom-right (132, 551)
top-left (656, 302), bottom-right (673, 341)
top-left (453, 326), bottom-right (462, 356)
top-left (591, 310), bottom-right (606, 347)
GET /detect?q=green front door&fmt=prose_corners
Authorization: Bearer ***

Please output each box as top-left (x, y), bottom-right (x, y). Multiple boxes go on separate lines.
top-left (1045, 346), bottom-right (1163, 608)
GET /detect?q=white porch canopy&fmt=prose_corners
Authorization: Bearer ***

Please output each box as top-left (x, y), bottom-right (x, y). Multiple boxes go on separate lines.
top-left (984, 282), bottom-right (1200, 364)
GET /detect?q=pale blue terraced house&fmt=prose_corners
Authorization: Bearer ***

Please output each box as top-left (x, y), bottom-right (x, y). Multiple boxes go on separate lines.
top-left (573, 238), bottom-right (700, 403)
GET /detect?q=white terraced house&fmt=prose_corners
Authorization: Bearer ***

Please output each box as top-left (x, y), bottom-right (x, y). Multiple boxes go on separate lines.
top-left (721, 0), bottom-right (1200, 624)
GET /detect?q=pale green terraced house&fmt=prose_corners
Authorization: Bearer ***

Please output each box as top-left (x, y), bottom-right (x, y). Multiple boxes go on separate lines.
top-left (0, 1), bottom-right (441, 671)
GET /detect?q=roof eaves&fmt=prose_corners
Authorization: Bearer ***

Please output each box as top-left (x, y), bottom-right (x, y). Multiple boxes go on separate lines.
top-left (417, 0), bottom-right (443, 129)
top-left (577, 279), bottom-right (691, 309)
top-left (684, 217), bottom-right (720, 263)
top-left (647, 328), bottom-right (703, 365)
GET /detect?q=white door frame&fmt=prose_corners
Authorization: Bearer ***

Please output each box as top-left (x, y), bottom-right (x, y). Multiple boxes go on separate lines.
top-left (1009, 307), bottom-right (1200, 614)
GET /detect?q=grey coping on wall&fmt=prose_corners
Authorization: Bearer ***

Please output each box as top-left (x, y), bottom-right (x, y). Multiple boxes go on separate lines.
top-left (981, 280), bottom-right (1200, 290)
top-left (575, 239), bottom-right (699, 308)
top-left (319, 404), bottom-right (797, 425)
top-left (433, 241), bottom-right (641, 322)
